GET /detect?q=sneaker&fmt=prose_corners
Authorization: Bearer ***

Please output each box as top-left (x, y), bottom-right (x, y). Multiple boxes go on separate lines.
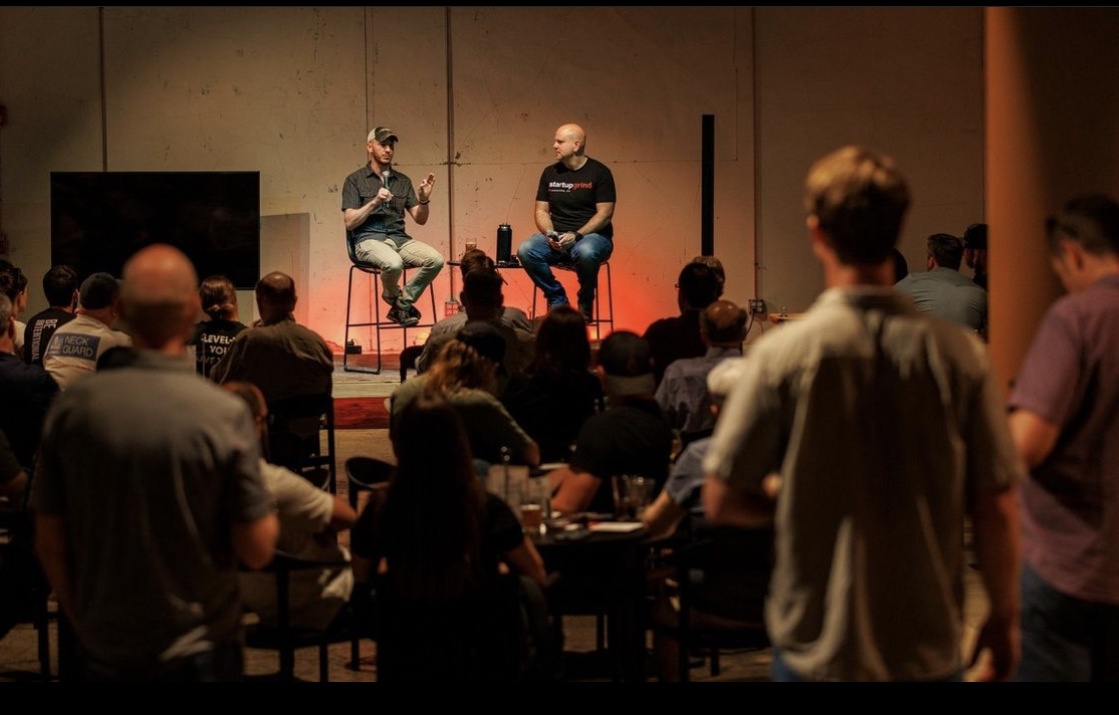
top-left (387, 304), bottom-right (420, 327)
top-left (386, 306), bottom-right (419, 327)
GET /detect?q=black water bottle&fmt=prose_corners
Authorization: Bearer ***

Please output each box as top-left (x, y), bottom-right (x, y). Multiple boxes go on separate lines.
top-left (496, 224), bottom-right (513, 264)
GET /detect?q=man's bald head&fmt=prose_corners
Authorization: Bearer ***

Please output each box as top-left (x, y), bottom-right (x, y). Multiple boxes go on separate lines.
top-left (557, 123), bottom-right (586, 153)
top-left (121, 244), bottom-right (200, 350)
top-left (255, 271), bottom-right (297, 323)
top-left (700, 299), bottom-right (749, 347)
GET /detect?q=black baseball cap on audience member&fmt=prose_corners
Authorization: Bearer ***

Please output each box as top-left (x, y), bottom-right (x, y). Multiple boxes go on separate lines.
top-left (456, 321), bottom-right (507, 368)
top-left (79, 272), bottom-right (121, 310)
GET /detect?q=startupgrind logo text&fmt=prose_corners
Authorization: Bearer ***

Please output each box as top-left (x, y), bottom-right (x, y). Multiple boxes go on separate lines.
top-left (548, 181), bottom-right (594, 192)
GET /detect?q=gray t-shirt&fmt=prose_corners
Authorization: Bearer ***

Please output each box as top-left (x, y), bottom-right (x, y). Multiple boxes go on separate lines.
top-left (31, 351), bottom-right (272, 675)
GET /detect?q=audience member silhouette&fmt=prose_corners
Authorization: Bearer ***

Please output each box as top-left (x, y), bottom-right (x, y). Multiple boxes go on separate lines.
top-left (0, 292), bottom-right (58, 472)
top-left (548, 330), bottom-right (673, 515)
top-left (392, 322), bottom-right (540, 470)
top-left (502, 305), bottom-right (605, 464)
top-left (963, 222), bottom-right (988, 289)
top-left (643, 261), bottom-right (722, 387)
top-left (188, 274), bottom-right (248, 378)
top-left (894, 232), bottom-right (988, 336)
top-left (209, 271), bottom-right (333, 405)
top-left (22, 264), bottom-right (78, 366)
top-left (42, 272), bottom-right (132, 390)
top-left (691, 255), bottom-right (726, 297)
top-left (351, 391), bottom-right (547, 681)
top-left (415, 264), bottom-right (534, 384)
top-left (655, 298), bottom-right (748, 447)
top-left (0, 260), bottom-right (29, 358)
top-left (223, 380), bottom-right (357, 631)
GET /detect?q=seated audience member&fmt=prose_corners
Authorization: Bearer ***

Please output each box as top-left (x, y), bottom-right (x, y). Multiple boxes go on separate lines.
top-left (22, 264), bottom-right (79, 366)
top-left (503, 305), bottom-right (605, 464)
top-left (691, 255), bottom-right (726, 298)
top-left (351, 392), bottom-right (548, 681)
top-left (0, 261), bottom-right (30, 358)
top-left (894, 232), bottom-right (988, 336)
top-left (209, 271), bottom-right (333, 404)
top-left (443, 248), bottom-right (533, 332)
top-left (392, 322), bottom-right (539, 470)
top-left (0, 428), bottom-right (27, 503)
top-left (655, 299), bottom-right (748, 446)
top-left (962, 222), bottom-right (988, 290)
top-left (548, 330), bottom-right (674, 516)
top-left (645, 355), bottom-right (780, 683)
top-left (0, 427), bottom-right (32, 643)
top-left (42, 271), bottom-right (132, 390)
top-left (416, 265), bottom-right (535, 388)
top-left (0, 293), bottom-right (59, 471)
top-left (643, 357), bottom-right (779, 541)
top-left (643, 261), bottom-right (722, 387)
top-left (189, 274), bottom-right (248, 378)
top-left (223, 381), bottom-right (357, 631)
top-left (892, 247), bottom-right (910, 283)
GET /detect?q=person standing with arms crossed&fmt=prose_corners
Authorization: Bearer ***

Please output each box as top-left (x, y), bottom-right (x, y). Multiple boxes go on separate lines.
top-left (342, 126), bottom-right (444, 327)
top-left (517, 122), bottom-right (615, 323)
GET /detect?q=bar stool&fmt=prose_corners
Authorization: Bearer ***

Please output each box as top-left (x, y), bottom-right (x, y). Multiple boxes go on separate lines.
top-left (530, 260), bottom-right (614, 334)
top-left (344, 237), bottom-right (438, 375)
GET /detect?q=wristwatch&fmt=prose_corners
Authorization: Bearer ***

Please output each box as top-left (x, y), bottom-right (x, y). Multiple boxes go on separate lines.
top-left (573, 232), bottom-right (583, 242)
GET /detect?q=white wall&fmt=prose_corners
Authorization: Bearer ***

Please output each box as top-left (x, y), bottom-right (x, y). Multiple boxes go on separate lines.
top-left (0, 7), bottom-right (982, 352)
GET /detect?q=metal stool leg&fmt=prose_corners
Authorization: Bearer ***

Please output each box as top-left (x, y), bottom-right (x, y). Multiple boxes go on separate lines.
top-left (343, 264), bottom-right (385, 375)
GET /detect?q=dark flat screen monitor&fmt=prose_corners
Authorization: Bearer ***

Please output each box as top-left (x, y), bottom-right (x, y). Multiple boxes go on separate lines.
top-left (50, 171), bottom-right (261, 289)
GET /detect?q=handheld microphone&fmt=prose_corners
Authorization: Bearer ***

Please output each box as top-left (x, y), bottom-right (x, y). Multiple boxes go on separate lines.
top-left (381, 169), bottom-right (391, 206)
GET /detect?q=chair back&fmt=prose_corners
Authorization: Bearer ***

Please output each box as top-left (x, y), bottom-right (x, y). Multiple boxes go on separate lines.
top-left (241, 549), bottom-right (357, 682)
top-left (371, 569), bottom-right (530, 682)
top-left (648, 523), bottom-right (774, 681)
top-left (344, 456), bottom-right (394, 514)
top-left (268, 392), bottom-right (336, 492)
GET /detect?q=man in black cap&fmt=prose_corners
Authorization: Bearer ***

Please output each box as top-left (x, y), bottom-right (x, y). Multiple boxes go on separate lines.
top-left (42, 271), bottom-right (132, 390)
top-left (342, 126), bottom-right (444, 327)
top-left (963, 222), bottom-right (989, 289)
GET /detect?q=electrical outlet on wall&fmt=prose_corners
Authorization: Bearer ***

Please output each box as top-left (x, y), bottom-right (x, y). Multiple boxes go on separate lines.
top-left (749, 298), bottom-right (767, 315)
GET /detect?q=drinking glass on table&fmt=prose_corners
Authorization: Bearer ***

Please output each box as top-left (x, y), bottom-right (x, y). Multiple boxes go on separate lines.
top-left (613, 475), bottom-right (654, 521)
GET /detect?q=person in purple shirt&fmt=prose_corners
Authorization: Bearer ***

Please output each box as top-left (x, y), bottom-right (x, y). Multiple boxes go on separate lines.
top-left (1009, 193), bottom-right (1119, 681)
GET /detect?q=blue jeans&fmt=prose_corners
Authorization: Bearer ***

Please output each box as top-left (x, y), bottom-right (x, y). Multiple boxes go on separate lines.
top-left (1015, 562), bottom-right (1119, 681)
top-left (353, 236), bottom-right (445, 310)
top-left (516, 232), bottom-right (613, 315)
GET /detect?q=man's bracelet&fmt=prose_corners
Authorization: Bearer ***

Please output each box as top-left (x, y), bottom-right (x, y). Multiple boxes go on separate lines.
top-left (417, 198), bottom-right (430, 205)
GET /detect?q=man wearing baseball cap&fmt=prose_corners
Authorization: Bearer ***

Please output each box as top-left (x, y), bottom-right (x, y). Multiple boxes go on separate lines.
top-left (43, 271), bottom-right (132, 390)
top-left (342, 126), bottom-right (444, 327)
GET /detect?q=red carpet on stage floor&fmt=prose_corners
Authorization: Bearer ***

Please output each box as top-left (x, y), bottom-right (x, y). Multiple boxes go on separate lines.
top-left (334, 396), bottom-right (390, 430)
